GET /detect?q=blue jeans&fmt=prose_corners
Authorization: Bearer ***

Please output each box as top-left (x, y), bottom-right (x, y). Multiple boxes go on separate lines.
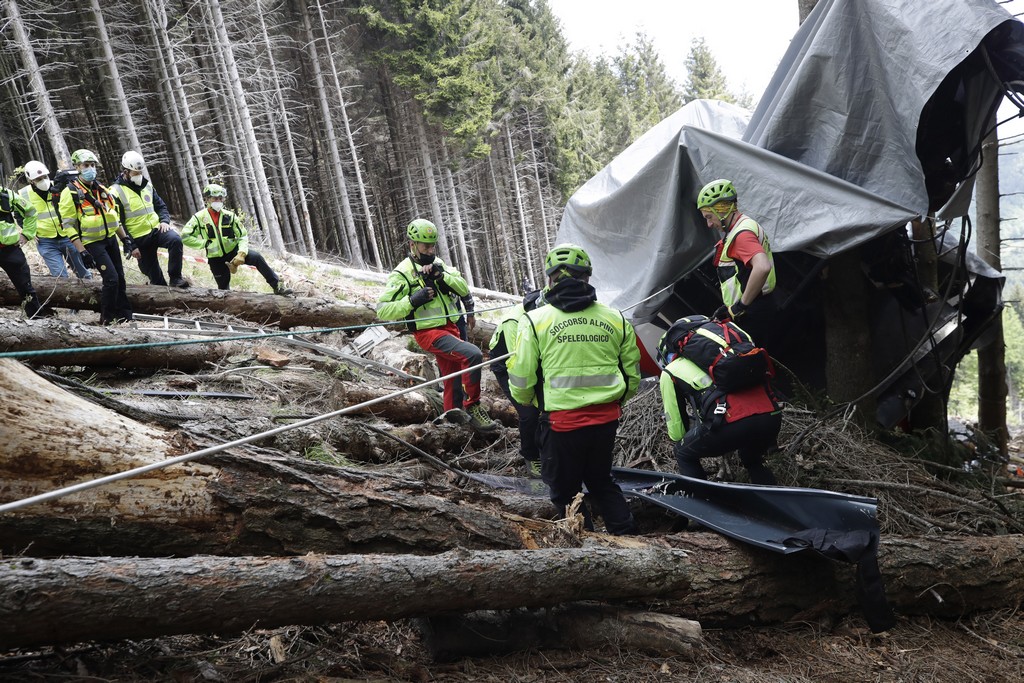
top-left (36, 236), bottom-right (92, 278)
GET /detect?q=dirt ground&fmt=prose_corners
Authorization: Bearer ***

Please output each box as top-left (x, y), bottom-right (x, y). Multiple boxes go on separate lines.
top-left (5, 249), bottom-right (1024, 682)
top-left (3, 610), bottom-right (1024, 682)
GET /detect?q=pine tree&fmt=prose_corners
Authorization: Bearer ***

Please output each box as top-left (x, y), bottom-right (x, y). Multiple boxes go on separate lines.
top-left (682, 37), bottom-right (734, 104)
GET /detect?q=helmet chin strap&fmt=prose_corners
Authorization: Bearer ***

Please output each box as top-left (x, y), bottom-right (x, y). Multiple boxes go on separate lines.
top-left (712, 202), bottom-right (736, 225)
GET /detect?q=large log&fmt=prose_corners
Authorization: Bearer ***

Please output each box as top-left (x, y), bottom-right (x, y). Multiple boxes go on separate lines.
top-left (3, 534), bottom-right (1024, 650)
top-left (3, 277), bottom-right (497, 344)
top-left (0, 358), bottom-right (543, 557)
top-left (4, 276), bottom-right (378, 331)
top-left (0, 317), bottom-right (244, 369)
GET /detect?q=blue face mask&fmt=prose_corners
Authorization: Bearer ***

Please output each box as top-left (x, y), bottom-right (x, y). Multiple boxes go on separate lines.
top-left (80, 167), bottom-right (97, 182)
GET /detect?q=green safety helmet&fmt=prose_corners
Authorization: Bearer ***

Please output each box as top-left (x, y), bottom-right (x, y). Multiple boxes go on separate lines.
top-left (544, 243), bottom-right (592, 277)
top-left (656, 315), bottom-right (711, 368)
top-left (203, 183), bottom-right (228, 198)
top-left (407, 218), bottom-right (438, 244)
top-left (696, 178), bottom-right (737, 210)
top-left (71, 149), bottom-right (98, 165)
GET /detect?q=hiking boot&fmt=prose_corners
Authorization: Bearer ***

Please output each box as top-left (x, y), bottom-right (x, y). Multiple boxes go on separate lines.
top-left (527, 459), bottom-right (542, 479)
top-left (169, 277), bottom-right (190, 289)
top-left (273, 283), bottom-right (293, 296)
top-left (466, 402), bottom-right (498, 432)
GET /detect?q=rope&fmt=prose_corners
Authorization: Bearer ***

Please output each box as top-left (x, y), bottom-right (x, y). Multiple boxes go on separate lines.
top-left (0, 352), bottom-right (511, 514)
top-left (0, 302), bottom-right (517, 360)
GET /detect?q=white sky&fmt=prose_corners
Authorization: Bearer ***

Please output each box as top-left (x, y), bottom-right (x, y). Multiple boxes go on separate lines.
top-left (546, 0), bottom-right (800, 102)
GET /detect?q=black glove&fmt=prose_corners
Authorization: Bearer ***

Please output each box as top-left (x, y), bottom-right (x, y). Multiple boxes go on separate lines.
top-left (79, 250), bottom-right (96, 270)
top-left (122, 236), bottom-right (136, 257)
top-left (730, 301), bottom-right (748, 319)
top-left (425, 263), bottom-right (444, 281)
top-left (409, 287), bottom-right (433, 308)
top-left (712, 304), bottom-right (729, 321)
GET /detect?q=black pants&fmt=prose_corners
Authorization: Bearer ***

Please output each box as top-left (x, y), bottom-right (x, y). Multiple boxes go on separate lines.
top-left (0, 243), bottom-right (43, 316)
top-left (135, 228), bottom-right (183, 285)
top-left (538, 419), bottom-right (636, 535)
top-left (493, 368), bottom-right (540, 463)
top-left (675, 411), bottom-right (781, 485)
top-left (209, 248), bottom-right (279, 291)
top-left (86, 236), bottom-right (133, 324)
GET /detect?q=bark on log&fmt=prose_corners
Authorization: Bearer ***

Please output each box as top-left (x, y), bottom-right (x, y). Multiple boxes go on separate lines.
top-left (330, 381), bottom-right (519, 427)
top-left (415, 607), bottom-right (702, 661)
top-left (0, 317), bottom-right (244, 369)
top-left (4, 276), bottom-right (378, 331)
top-left (0, 358), bottom-right (544, 558)
top-left (4, 534), bottom-right (1024, 650)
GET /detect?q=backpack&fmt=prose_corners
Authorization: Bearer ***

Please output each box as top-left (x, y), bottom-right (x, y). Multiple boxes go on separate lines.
top-left (49, 169), bottom-right (80, 220)
top-left (660, 315), bottom-right (774, 392)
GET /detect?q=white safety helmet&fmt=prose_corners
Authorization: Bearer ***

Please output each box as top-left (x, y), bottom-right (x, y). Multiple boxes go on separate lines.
top-left (24, 160), bottom-right (49, 182)
top-left (121, 150), bottom-right (145, 172)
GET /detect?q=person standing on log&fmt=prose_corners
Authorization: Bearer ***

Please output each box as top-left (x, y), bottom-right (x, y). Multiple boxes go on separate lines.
top-left (697, 178), bottom-right (778, 350)
top-left (509, 244), bottom-right (640, 535)
top-left (19, 161), bottom-right (92, 280)
top-left (0, 182), bottom-right (52, 318)
top-left (111, 151), bottom-right (189, 289)
top-left (489, 289), bottom-right (543, 477)
top-left (181, 184), bottom-right (291, 296)
top-left (60, 148), bottom-right (138, 325)
top-left (377, 218), bottom-right (498, 434)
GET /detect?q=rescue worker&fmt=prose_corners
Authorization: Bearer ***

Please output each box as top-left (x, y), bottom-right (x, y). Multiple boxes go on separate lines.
top-left (0, 183), bottom-right (51, 317)
top-left (657, 315), bottom-right (781, 485)
top-left (60, 149), bottom-right (138, 325)
top-left (19, 161), bottom-right (91, 279)
top-left (488, 289), bottom-right (542, 476)
top-left (111, 151), bottom-right (188, 288)
top-left (377, 218), bottom-right (498, 433)
top-left (697, 178), bottom-right (778, 348)
top-left (509, 244), bottom-right (640, 535)
top-left (180, 184), bottom-right (291, 295)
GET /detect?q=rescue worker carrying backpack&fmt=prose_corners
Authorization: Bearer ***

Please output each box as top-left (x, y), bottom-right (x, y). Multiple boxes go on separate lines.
top-left (111, 151), bottom-right (188, 289)
top-left (0, 182), bottom-right (52, 318)
top-left (181, 184), bottom-right (291, 295)
top-left (19, 160), bottom-right (92, 279)
top-left (60, 148), bottom-right (139, 325)
top-left (658, 314), bottom-right (781, 485)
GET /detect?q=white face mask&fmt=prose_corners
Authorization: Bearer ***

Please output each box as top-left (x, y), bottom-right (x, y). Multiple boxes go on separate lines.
top-left (210, 201), bottom-right (224, 212)
top-left (34, 178), bottom-right (51, 192)
top-left (130, 173), bottom-right (144, 186)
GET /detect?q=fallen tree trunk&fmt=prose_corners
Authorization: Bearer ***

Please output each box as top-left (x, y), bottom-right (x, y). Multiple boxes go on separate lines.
top-left (4, 276), bottom-right (378, 331)
top-left (4, 534), bottom-right (1024, 650)
top-left (0, 317), bottom-right (244, 369)
top-left (0, 358), bottom-right (544, 558)
top-left (331, 381), bottom-right (519, 427)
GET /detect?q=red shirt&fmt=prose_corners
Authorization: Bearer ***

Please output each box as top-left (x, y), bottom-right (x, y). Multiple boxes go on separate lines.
top-left (548, 402), bottom-right (621, 432)
top-left (713, 229), bottom-right (764, 268)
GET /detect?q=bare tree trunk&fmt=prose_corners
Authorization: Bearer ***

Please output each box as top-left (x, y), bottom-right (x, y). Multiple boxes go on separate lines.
top-left (208, 0), bottom-right (283, 252)
top-left (415, 115), bottom-right (452, 262)
top-left (5, 533), bottom-right (1024, 650)
top-left (823, 248), bottom-right (876, 422)
top-left (976, 129), bottom-right (1008, 456)
top-left (441, 142), bottom-right (475, 286)
top-left (525, 107), bottom-right (553, 253)
top-left (88, 0), bottom-right (142, 155)
top-left (489, 153), bottom-right (520, 292)
top-left (5, 0), bottom-right (71, 167)
top-left (507, 125), bottom-right (536, 285)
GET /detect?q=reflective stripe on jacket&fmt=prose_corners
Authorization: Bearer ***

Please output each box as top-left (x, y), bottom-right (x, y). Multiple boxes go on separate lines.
top-left (508, 301), bottom-right (640, 412)
top-left (376, 257), bottom-right (469, 331)
top-left (111, 183), bottom-right (160, 238)
top-left (0, 188), bottom-right (37, 245)
top-left (18, 186), bottom-right (61, 238)
top-left (660, 357), bottom-right (714, 441)
top-left (181, 208), bottom-right (248, 258)
top-left (716, 214), bottom-right (776, 308)
top-left (59, 181), bottom-right (119, 244)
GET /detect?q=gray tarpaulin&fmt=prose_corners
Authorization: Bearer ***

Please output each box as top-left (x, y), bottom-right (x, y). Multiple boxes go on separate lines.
top-left (558, 0), bottom-right (1019, 322)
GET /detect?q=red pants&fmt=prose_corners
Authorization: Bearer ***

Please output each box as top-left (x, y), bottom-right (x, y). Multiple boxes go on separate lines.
top-left (414, 323), bottom-right (483, 411)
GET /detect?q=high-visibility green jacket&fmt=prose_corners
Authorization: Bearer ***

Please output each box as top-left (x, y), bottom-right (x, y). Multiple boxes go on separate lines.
top-left (0, 188), bottom-right (36, 245)
top-left (110, 181), bottom-right (160, 238)
top-left (659, 357), bottom-right (714, 441)
top-left (488, 303), bottom-right (525, 372)
top-left (377, 256), bottom-right (469, 332)
top-left (509, 300), bottom-right (640, 411)
top-left (18, 185), bottom-right (61, 239)
top-left (59, 180), bottom-right (120, 244)
top-left (717, 214), bottom-right (776, 308)
top-left (181, 208), bottom-right (248, 258)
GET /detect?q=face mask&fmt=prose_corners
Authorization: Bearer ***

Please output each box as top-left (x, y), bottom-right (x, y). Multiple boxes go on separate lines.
top-left (415, 251), bottom-right (434, 266)
top-left (130, 173), bottom-right (144, 186)
top-left (34, 178), bottom-right (51, 192)
top-left (80, 167), bottom-right (97, 182)
top-left (210, 201), bottom-right (224, 212)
